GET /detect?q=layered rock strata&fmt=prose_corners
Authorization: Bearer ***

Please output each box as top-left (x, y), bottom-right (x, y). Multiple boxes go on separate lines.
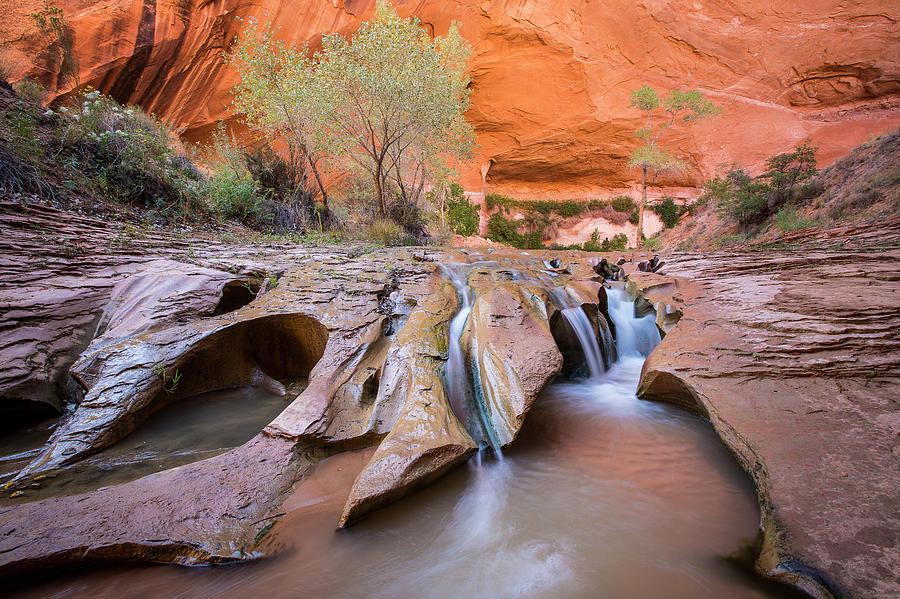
top-left (633, 249), bottom-right (900, 599)
top-left (1, 203), bottom-right (898, 599)
top-left (0, 203), bottom-right (582, 576)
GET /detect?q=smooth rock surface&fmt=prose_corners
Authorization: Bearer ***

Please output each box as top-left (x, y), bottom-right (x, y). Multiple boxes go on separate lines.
top-left (633, 249), bottom-right (900, 599)
top-left (2, 1), bottom-right (898, 195)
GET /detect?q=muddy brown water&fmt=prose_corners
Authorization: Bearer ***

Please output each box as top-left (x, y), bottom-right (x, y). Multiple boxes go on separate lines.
top-left (0, 382), bottom-right (303, 505)
top-left (9, 355), bottom-right (785, 599)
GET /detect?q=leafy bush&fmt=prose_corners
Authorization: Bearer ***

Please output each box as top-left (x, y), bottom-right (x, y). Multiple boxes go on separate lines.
top-left (485, 213), bottom-right (521, 245)
top-left (366, 218), bottom-right (405, 246)
top-left (712, 144), bottom-right (819, 228)
top-left (555, 200), bottom-right (585, 218)
top-left (3, 99), bottom-right (40, 161)
top-left (558, 230), bottom-right (628, 252)
top-left (628, 209), bottom-right (639, 225)
top-left (763, 142), bottom-right (818, 202)
top-left (55, 89), bottom-right (204, 218)
top-left (774, 205), bottom-right (817, 232)
top-left (588, 199), bottom-right (607, 210)
top-left (643, 234), bottom-right (662, 251)
top-left (13, 79), bottom-right (45, 104)
top-left (485, 213), bottom-right (543, 249)
top-left (611, 195), bottom-right (635, 213)
top-left (30, 2), bottom-right (79, 89)
top-left (484, 192), bottom-right (516, 212)
top-left (604, 232), bottom-right (628, 251)
top-left (446, 182), bottom-right (480, 236)
top-left (581, 229), bottom-right (603, 252)
top-left (243, 143), bottom-right (323, 233)
top-left (485, 194), bottom-right (589, 218)
top-left (651, 196), bottom-right (679, 228)
top-left (204, 124), bottom-right (269, 222)
top-left (207, 169), bottom-right (264, 219)
top-left (705, 167), bottom-right (770, 227)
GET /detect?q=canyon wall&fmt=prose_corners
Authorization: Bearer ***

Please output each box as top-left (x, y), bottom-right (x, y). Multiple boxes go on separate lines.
top-left (1, 0), bottom-right (899, 199)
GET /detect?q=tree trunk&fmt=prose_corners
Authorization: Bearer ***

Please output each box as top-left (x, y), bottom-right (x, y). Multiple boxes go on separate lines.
top-left (374, 160), bottom-right (386, 218)
top-left (637, 165), bottom-right (647, 249)
top-left (305, 153), bottom-right (330, 209)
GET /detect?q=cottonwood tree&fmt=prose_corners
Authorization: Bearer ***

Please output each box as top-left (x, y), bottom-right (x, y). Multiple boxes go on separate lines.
top-left (229, 18), bottom-right (335, 214)
top-left (230, 1), bottom-right (474, 221)
top-left (628, 86), bottom-right (719, 246)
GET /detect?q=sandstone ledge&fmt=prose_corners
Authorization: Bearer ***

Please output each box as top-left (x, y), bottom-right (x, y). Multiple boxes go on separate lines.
top-left (632, 250), bottom-right (900, 599)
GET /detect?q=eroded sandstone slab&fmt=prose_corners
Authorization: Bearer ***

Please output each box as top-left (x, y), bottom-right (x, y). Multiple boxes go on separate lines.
top-left (633, 250), bottom-right (900, 599)
top-left (0, 207), bottom-right (602, 578)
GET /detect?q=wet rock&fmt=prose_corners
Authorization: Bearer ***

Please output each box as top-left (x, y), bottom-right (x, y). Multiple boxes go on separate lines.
top-left (0, 434), bottom-right (316, 577)
top-left (462, 281), bottom-right (563, 446)
top-left (339, 284), bottom-right (477, 527)
top-left (0, 203), bottom-right (325, 425)
top-left (8, 201), bottom-right (896, 599)
top-left (633, 251), bottom-right (900, 599)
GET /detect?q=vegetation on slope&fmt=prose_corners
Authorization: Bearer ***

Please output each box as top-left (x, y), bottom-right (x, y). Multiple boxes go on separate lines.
top-left (656, 131), bottom-right (900, 250)
top-left (1, 1), bottom-right (480, 247)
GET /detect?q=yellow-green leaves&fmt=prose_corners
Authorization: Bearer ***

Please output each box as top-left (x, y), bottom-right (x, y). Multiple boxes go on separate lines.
top-left (227, 1), bottom-right (474, 217)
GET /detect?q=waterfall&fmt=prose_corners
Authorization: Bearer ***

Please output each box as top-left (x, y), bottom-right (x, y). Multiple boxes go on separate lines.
top-left (549, 286), bottom-right (606, 379)
top-left (606, 287), bottom-right (661, 358)
top-left (560, 308), bottom-right (604, 378)
top-left (440, 264), bottom-right (503, 453)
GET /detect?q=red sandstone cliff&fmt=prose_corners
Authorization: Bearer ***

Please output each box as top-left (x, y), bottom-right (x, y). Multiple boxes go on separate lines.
top-left (1, 0), bottom-right (898, 198)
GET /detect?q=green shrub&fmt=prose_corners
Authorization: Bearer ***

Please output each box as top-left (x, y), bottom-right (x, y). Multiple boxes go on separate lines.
top-left (711, 144), bottom-right (819, 229)
top-left (242, 143), bottom-right (323, 233)
top-left (643, 234), bottom-right (662, 251)
top-left (446, 182), bottom-right (480, 236)
top-left (366, 218), bottom-right (405, 246)
top-left (628, 209), bottom-right (639, 225)
top-left (485, 213), bottom-right (544, 249)
top-left (13, 78), bottom-right (45, 104)
top-left (604, 232), bottom-right (628, 251)
top-left (486, 213), bottom-right (520, 245)
top-left (55, 89), bottom-right (204, 217)
top-left (207, 169), bottom-right (264, 219)
top-left (567, 230), bottom-right (628, 252)
top-left (4, 102), bottom-right (40, 161)
top-left (582, 229), bottom-right (603, 252)
top-left (588, 199), bottom-right (607, 210)
top-left (484, 194), bottom-right (590, 218)
top-left (484, 192), bottom-right (516, 211)
top-left (611, 195), bottom-right (635, 213)
top-left (705, 167), bottom-right (769, 227)
top-left (555, 200), bottom-right (585, 218)
top-left (774, 205), bottom-right (817, 232)
top-left (651, 196), bottom-right (679, 228)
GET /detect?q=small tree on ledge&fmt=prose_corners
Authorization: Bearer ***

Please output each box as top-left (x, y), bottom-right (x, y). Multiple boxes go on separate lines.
top-left (628, 85), bottom-right (719, 247)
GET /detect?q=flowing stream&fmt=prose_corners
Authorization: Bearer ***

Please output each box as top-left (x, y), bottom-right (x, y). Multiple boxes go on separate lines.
top-left (11, 286), bottom-right (782, 599)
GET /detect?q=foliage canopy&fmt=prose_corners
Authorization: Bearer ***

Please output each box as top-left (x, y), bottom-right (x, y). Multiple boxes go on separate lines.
top-left (229, 1), bottom-right (475, 224)
top-left (705, 142), bottom-right (819, 228)
top-left (445, 182), bottom-right (480, 237)
top-left (628, 85), bottom-right (719, 245)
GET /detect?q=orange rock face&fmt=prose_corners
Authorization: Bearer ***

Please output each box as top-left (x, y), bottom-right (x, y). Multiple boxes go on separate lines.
top-left (2, 0), bottom-right (898, 198)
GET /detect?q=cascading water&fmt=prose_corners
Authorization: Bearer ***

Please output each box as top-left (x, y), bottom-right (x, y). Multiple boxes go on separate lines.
top-left (440, 263), bottom-right (503, 453)
top-left (560, 307), bottom-right (605, 378)
top-left (606, 287), bottom-right (661, 357)
top-left (548, 286), bottom-right (606, 379)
